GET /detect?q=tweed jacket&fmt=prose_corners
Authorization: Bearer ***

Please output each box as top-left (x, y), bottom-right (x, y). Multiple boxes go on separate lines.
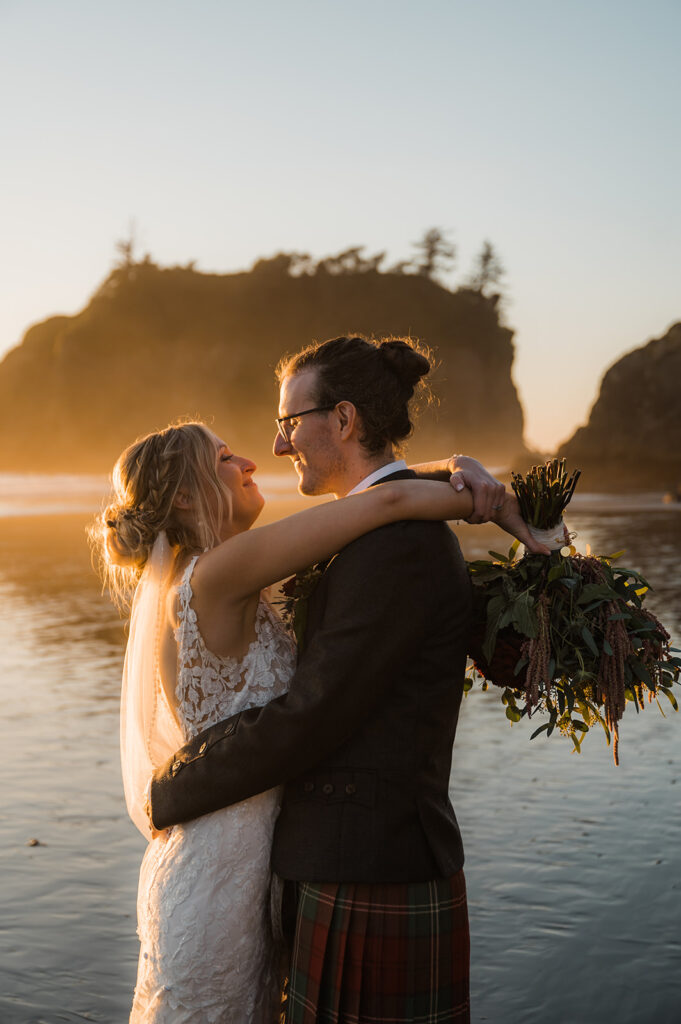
top-left (150, 469), bottom-right (473, 882)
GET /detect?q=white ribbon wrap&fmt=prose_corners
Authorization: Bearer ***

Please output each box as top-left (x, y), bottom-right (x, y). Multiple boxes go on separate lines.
top-left (527, 520), bottom-right (567, 551)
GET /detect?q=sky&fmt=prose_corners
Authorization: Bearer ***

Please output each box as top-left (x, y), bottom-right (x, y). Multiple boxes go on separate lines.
top-left (1, 0), bottom-right (679, 451)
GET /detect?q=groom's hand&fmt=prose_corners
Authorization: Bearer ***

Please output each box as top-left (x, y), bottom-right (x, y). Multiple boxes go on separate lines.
top-left (146, 791), bottom-right (171, 841)
top-left (448, 455), bottom-right (506, 523)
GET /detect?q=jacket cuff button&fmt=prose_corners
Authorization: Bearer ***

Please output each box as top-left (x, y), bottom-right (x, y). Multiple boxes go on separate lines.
top-left (171, 761), bottom-right (182, 776)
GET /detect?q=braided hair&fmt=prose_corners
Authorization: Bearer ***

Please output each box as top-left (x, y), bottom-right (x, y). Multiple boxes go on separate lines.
top-left (91, 421), bottom-right (231, 607)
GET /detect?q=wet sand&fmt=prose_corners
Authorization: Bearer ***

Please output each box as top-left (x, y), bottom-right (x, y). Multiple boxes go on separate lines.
top-left (0, 489), bottom-right (679, 1023)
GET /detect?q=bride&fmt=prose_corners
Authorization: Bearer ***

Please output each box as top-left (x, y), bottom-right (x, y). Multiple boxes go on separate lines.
top-left (93, 420), bottom-right (526, 1022)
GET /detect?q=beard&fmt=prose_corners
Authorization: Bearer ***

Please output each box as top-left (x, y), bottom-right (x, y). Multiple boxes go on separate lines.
top-left (294, 444), bottom-right (345, 496)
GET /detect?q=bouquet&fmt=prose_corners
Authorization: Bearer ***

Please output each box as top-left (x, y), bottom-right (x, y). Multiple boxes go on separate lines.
top-left (467, 459), bottom-right (680, 763)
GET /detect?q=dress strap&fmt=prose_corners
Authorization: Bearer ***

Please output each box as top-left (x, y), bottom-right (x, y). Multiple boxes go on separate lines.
top-left (176, 555), bottom-right (201, 624)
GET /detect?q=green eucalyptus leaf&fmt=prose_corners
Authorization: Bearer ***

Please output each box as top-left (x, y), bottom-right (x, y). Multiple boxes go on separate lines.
top-left (659, 687), bottom-right (679, 712)
top-left (593, 713), bottom-right (611, 744)
top-left (499, 607), bottom-right (515, 629)
top-left (578, 583), bottom-right (617, 605)
top-left (631, 661), bottom-right (653, 687)
top-left (573, 670), bottom-right (598, 683)
top-left (616, 566), bottom-right (648, 583)
top-left (581, 626), bottom-right (599, 659)
top-left (511, 591), bottom-right (538, 638)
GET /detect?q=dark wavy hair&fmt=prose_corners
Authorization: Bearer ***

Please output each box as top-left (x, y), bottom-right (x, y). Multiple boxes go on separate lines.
top-left (276, 335), bottom-right (433, 455)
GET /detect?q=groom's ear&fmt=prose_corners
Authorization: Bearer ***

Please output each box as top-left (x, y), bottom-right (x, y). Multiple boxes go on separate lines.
top-left (335, 401), bottom-right (360, 441)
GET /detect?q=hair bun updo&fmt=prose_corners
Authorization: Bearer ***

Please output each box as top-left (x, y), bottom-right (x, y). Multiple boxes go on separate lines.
top-left (102, 504), bottom-right (157, 570)
top-left (377, 339), bottom-right (431, 395)
top-left (277, 334), bottom-right (434, 456)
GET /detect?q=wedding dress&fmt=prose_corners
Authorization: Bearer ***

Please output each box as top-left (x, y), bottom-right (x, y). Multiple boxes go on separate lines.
top-left (129, 554), bottom-right (296, 1023)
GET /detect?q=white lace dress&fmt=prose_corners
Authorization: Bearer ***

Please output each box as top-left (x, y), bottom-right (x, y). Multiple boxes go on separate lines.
top-left (130, 557), bottom-right (296, 1023)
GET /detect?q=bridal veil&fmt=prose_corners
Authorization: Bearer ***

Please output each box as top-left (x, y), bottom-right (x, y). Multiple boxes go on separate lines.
top-left (120, 531), bottom-right (184, 838)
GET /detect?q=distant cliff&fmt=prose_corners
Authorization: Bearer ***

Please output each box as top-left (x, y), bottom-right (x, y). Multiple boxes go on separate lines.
top-left (0, 257), bottom-right (529, 473)
top-left (559, 322), bottom-right (681, 490)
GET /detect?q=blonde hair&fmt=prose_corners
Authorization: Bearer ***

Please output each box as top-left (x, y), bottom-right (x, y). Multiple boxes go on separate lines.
top-left (90, 421), bottom-right (232, 608)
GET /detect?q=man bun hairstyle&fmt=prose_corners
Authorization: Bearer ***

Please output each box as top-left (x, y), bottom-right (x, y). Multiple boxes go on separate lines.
top-left (277, 335), bottom-right (433, 455)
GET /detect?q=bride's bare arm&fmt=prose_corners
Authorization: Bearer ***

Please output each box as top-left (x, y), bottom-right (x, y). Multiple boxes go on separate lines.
top-left (195, 481), bottom-right (548, 601)
top-left (410, 454), bottom-right (506, 523)
top-left (194, 480), bottom-right (475, 601)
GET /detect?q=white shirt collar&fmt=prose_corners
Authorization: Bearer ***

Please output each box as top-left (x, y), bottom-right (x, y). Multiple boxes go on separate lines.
top-left (347, 460), bottom-right (408, 496)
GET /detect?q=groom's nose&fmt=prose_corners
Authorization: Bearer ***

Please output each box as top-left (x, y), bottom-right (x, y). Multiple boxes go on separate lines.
top-left (273, 430), bottom-right (292, 457)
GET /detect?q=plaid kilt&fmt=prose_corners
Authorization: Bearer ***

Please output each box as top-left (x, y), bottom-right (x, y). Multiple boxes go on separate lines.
top-left (285, 872), bottom-right (470, 1024)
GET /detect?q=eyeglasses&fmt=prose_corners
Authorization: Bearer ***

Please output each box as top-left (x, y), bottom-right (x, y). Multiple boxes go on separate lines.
top-left (275, 405), bottom-right (336, 444)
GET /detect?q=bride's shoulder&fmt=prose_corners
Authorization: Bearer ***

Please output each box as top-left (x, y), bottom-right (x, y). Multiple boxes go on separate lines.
top-left (180, 549), bottom-right (257, 641)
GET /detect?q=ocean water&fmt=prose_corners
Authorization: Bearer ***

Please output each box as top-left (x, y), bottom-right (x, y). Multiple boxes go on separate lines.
top-left (0, 478), bottom-right (679, 1023)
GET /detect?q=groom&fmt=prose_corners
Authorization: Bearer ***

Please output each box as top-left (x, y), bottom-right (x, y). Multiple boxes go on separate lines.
top-left (150, 335), bottom-right (520, 1022)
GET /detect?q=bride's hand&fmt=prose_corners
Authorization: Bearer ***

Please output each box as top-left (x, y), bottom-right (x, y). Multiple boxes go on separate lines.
top-left (448, 455), bottom-right (506, 523)
top-left (491, 492), bottom-right (551, 555)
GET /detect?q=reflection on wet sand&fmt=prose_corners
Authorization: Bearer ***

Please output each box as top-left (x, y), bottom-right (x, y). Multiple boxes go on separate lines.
top-left (0, 499), bottom-right (679, 1023)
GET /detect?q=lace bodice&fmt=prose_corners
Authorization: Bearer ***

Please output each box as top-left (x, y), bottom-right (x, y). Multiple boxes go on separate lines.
top-left (173, 555), bottom-right (295, 740)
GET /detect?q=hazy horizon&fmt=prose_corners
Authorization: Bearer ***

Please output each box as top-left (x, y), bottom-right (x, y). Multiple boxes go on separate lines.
top-left (1, 0), bottom-right (679, 450)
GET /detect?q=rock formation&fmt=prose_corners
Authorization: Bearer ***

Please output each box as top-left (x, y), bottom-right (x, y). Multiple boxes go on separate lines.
top-left (559, 322), bottom-right (681, 490)
top-left (0, 258), bottom-right (529, 473)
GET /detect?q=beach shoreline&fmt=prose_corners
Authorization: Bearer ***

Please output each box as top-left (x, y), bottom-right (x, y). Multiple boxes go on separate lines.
top-left (0, 498), bottom-right (679, 1023)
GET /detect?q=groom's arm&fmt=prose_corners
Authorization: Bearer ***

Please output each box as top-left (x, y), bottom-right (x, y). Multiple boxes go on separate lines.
top-left (149, 520), bottom-right (460, 830)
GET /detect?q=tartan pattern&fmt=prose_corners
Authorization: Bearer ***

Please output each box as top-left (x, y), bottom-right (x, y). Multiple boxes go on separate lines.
top-left (285, 872), bottom-right (470, 1024)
